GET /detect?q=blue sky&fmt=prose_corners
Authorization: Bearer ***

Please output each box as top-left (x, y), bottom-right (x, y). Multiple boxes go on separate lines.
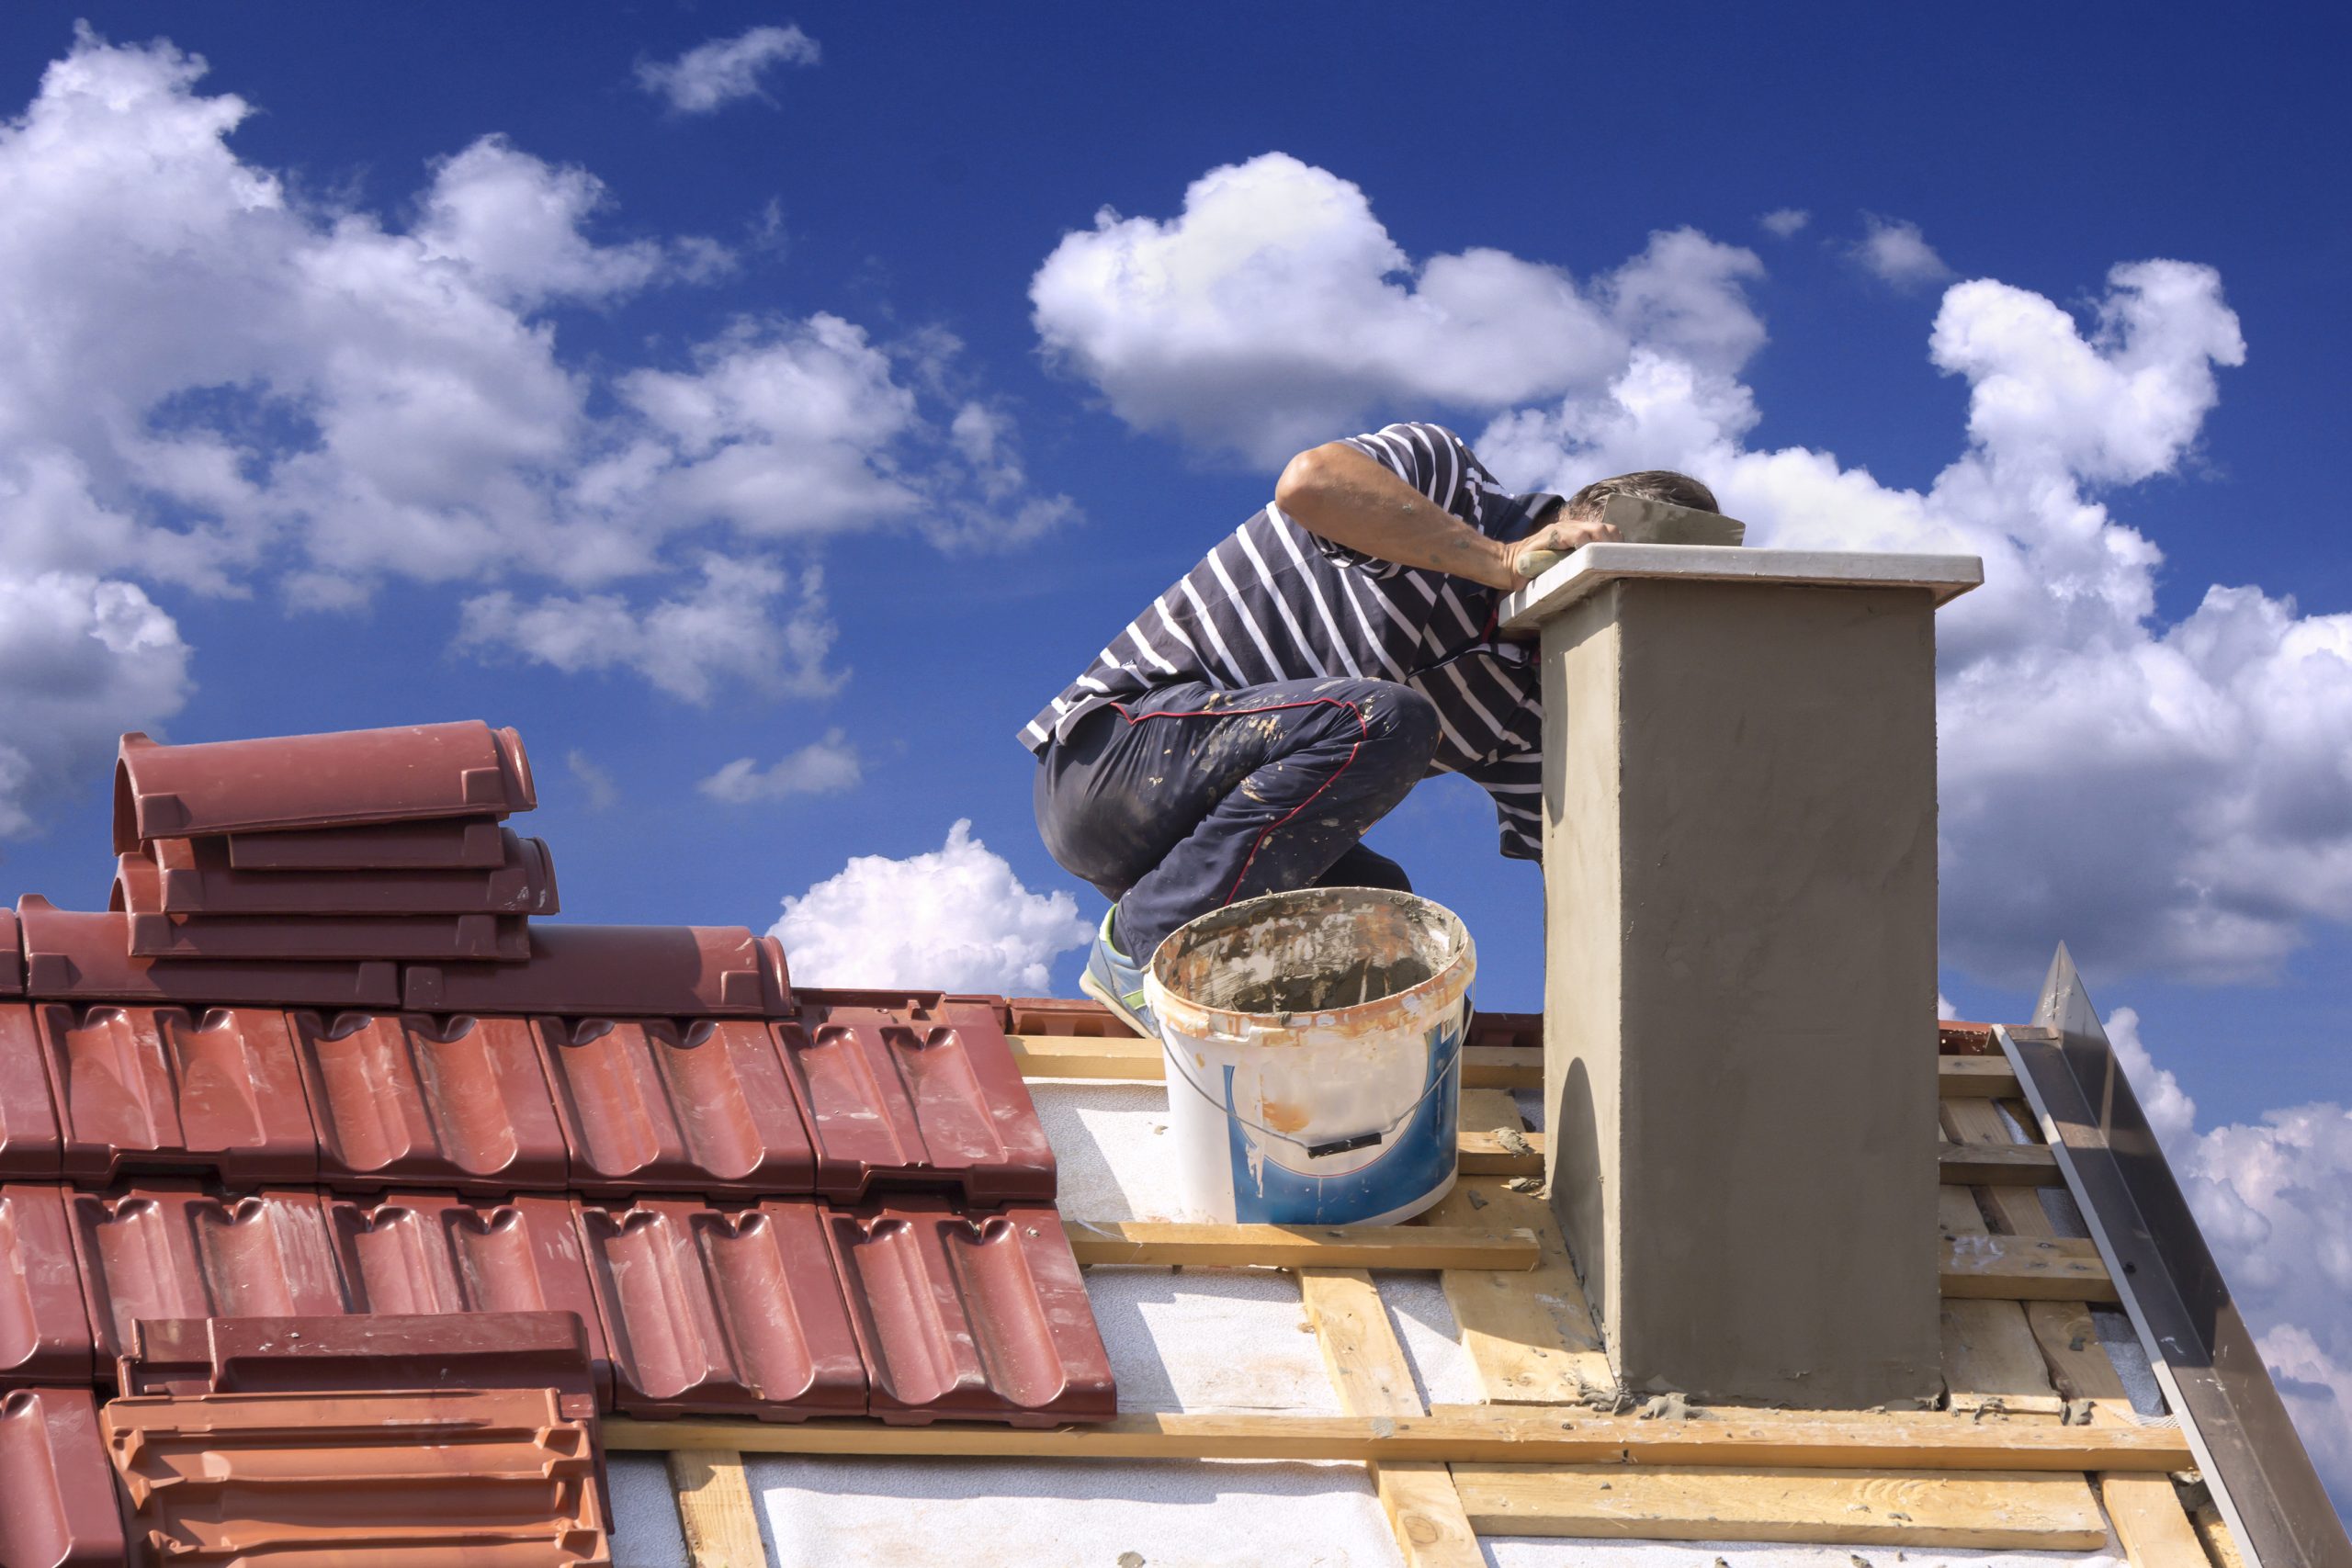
top-left (2, 3), bottom-right (2347, 1506)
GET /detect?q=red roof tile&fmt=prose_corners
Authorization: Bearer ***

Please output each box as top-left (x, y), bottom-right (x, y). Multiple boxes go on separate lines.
top-left (321, 1192), bottom-right (612, 1404)
top-left (67, 1185), bottom-right (345, 1362)
top-left (17, 898), bottom-right (400, 1010)
top-left (37, 1003), bottom-right (315, 1184)
top-left (0, 909), bottom-right (20, 997)
top-left (112, 721), bottom-right (536, 852)
top-left (536, 1016), bottom-right (816, 1198)
top-left (294, 1011), bottom-right (568, 1193)
top-left (0, 1386), bottom-right (124, 1568)
top-left (141, 829), bottom-right (557, 916)
top-left (0, 1006), bottom-right (62, 1179)
top-left (119, 1311), bottom-right (595, 1422)
top-left (778, 990), bottom-right (1056, 1203)
top-left (0, 1185), bottom-right (94, 1385)
top-left (827, 1197), bottom-right (1115, 1427)
top-left (576, 1196), bottom-right (864, 1420)
top-left (225, 815), bottom-right (509, 871)
top-left (403, 923), bottom-right (789, 1017)
top-left (114, 874), bottom-right (530, 964)
top-left (101, 1386), bottom-right (609, 1567)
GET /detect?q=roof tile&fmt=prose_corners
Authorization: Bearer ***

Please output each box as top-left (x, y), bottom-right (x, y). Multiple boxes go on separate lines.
top-left (225, 815), bottom-right (510, 872)
top-left (0, 909), bottom-right (20, 997)
top-left (536, 1016), bottom-right (816, 1198)
top-left (294, 1011), bottom-right (568, 1192)
top-left (115, 866), bottom-right (530, 962)
top-left (0, 1005), bottom-right (62, 1179)
top-left (101, 1386), bottom-right (609, 1567)
top-left (67, 1185), bottom-right (345, 1362)
top-left (17, 898), bottom-right (400, 1010)
top-left (0, 1185), bottom-right (94, 1385)
top-left (403, 923), bottom-right (788, 1017)
top-left (321, 1192), bottom-right (611, 1404)
top-left (141, 829), bottom-right (557, 916)
top-left (577, 1195), bottom-right (864, 1419)
top-left (0, 1386), bottom-right (125, 1568)
top-left (37, 1002), bottom-right (315, 1184)
top-left (113, 721), bottom-right (536, 852)
top-left (826, 1197), bottom-right (1115, 1427)
top-left (778, 990), bottom-right (1056, 1203)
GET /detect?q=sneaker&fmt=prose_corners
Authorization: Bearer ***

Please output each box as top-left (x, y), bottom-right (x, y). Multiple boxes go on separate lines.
top-left (1079, 907), bottom-right (1159, 1040)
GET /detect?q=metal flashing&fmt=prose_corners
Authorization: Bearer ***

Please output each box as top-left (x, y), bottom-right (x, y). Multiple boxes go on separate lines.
top-left (576, 1196), bottom-right (865, 1420)
top-left (226, 815), bottom-right (509, 871)
top-left (68, 1185), bottom-right (344, 1362)
top-left (17, 898), bottom-right (399, 1010)
top-left (322, 1192), bottom-right (612, 1402)
top-left (100, 1386), bottom-right (609, 1567)
top-left (114, 859), bottom-right (529, 961)
top-left (777, 991), bottom-right (1056, 1202)
top-left (0, 1386), bottom-right (125, 1568)
top-left (294, 1010), bottom-right (568, 1192)
top-left (403, 923), bottom-right (786, 1017)
top-left (141, 829), bottom-right (557, 916)
top-left (825, 1197), bottom-right (1115, 1426)
top-left (112, 721), bottom-right (537, 852)
top-left (2009, 946), bottom-right (2352, 1567)
top-left (0, 1185), bottom-right (94, 1385)
top-left (535, 1016), bottom-right (816, 1197)
top-left (37, 1002), bottom-right (315, 1184)
top-left (0, 1004), bottom-right (62, 1178)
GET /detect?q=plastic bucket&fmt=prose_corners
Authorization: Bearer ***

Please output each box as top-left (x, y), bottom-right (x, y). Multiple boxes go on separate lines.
top-left (1143, 886), bottom-right (1475, 1225)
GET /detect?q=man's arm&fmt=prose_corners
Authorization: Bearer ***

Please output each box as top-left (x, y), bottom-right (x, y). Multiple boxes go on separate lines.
top-left (1274, 442), bottom-right (1615, 591)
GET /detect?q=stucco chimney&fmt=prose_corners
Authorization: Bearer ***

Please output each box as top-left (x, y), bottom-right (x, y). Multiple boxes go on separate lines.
top-left (1499, 544), bottom-right (1982, 1408)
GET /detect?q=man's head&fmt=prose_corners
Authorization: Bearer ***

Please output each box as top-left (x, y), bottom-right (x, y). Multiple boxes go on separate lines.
top-left (1558, 469), bottom-right (1719, 523)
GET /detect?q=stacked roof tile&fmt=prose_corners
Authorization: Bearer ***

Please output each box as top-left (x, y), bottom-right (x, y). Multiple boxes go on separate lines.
top-left (0, 720), bottom-right (1114, 1566)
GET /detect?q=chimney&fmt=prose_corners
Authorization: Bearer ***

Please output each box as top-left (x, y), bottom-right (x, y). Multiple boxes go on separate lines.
top-left (1500, 544), bottom-right (1982, 1408)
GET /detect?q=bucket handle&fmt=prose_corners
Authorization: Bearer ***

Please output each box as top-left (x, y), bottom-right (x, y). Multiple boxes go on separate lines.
top-left (1165, 997), bottom-right (1473, 1158)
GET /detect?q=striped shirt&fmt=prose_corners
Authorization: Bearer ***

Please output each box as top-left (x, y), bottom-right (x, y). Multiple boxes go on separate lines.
top-left (1020, 422), bottom-right (1558, 860)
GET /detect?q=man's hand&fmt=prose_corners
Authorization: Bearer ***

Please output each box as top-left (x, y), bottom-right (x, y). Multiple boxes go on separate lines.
top-left (1509, 506), bottom-right (1619, 585)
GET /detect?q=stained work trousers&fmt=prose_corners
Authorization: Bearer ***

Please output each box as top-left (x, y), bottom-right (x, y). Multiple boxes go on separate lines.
top-left (1032, 677), bottom-right (1444, 964)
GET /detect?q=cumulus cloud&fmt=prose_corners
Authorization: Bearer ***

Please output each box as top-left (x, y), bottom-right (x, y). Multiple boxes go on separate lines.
top-left (636, 25), bottom-right (820, 114)
top-left (1476, 253), bottom-right (2352, 987)
top-left (770, 820), bottom-right (1093, 992)
top-left (457, 555), bottom-right (841, 705)
top-left (0, 572), bottom-right (191, 837)
top-left (1758, 208), bottom-right (1810, 238)
top-left (1030, 152), bottom-right (1763, 465)
top-left (700, 728), bottom-right (860, 802)
top-left (565, 749), bottom-right (618, 812)
top-left (2110, 1007), bottom-right (2352, 1510)
top-left (0, 28), bottom-right (1070, 835)
top-left (1851, 214), bottom-right (1954, 288)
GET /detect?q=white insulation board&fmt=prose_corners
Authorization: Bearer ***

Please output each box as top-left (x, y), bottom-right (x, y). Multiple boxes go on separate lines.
top-left (608, 1078), bottom-right (2128, 1567)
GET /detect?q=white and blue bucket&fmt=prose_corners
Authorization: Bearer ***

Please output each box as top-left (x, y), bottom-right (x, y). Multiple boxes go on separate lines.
top-left (1143, 886), bottom-right (1475, 1226)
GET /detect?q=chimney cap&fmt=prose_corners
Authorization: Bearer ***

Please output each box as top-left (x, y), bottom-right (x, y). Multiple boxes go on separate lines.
top-left (1500, 543), bottom-right (1983, 631)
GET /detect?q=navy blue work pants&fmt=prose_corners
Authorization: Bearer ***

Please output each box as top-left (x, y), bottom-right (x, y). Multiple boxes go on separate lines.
top-left (1033, 678), bottom-right (1443, 963)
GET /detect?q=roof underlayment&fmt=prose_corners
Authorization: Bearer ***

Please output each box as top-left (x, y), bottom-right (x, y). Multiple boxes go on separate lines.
top-left (604, 1078), bottom-right (2151, 1567)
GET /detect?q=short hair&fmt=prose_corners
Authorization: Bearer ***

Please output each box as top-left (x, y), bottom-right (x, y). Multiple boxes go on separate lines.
top-left (1561, 469), bottom-right (1719, 522)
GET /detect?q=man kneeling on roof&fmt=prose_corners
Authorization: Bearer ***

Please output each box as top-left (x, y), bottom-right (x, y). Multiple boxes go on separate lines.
top-left (1021, 420), bottom-right (1716, 1036)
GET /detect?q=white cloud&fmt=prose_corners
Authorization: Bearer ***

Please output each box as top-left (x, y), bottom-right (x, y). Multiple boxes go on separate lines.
top-left (636, 25), bottom-right (820, 115)
top-left (0, 28), bottom-right (1070, 836)
top-left (1476, 255), bottom-right (2352, 987)
top-left (770, 819), bottom-right (1093, 993)
top-left (700, 728), bottom-right (860, 802)
top-left (565, 749), bottom-right (618, 812)
top-left (1758, 208), bottom-right (1810, 238)
top-left (2110, 1008), bottom-right (2352, 1511)
top-left (0, 571), bottom-right (191, 837)
top-left (1029, 152), bottom-right (1763, 465)
top-left (1851, 213), bottom-right (1953, 288)
top-left (457, 555), bottom-right (841, 705)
